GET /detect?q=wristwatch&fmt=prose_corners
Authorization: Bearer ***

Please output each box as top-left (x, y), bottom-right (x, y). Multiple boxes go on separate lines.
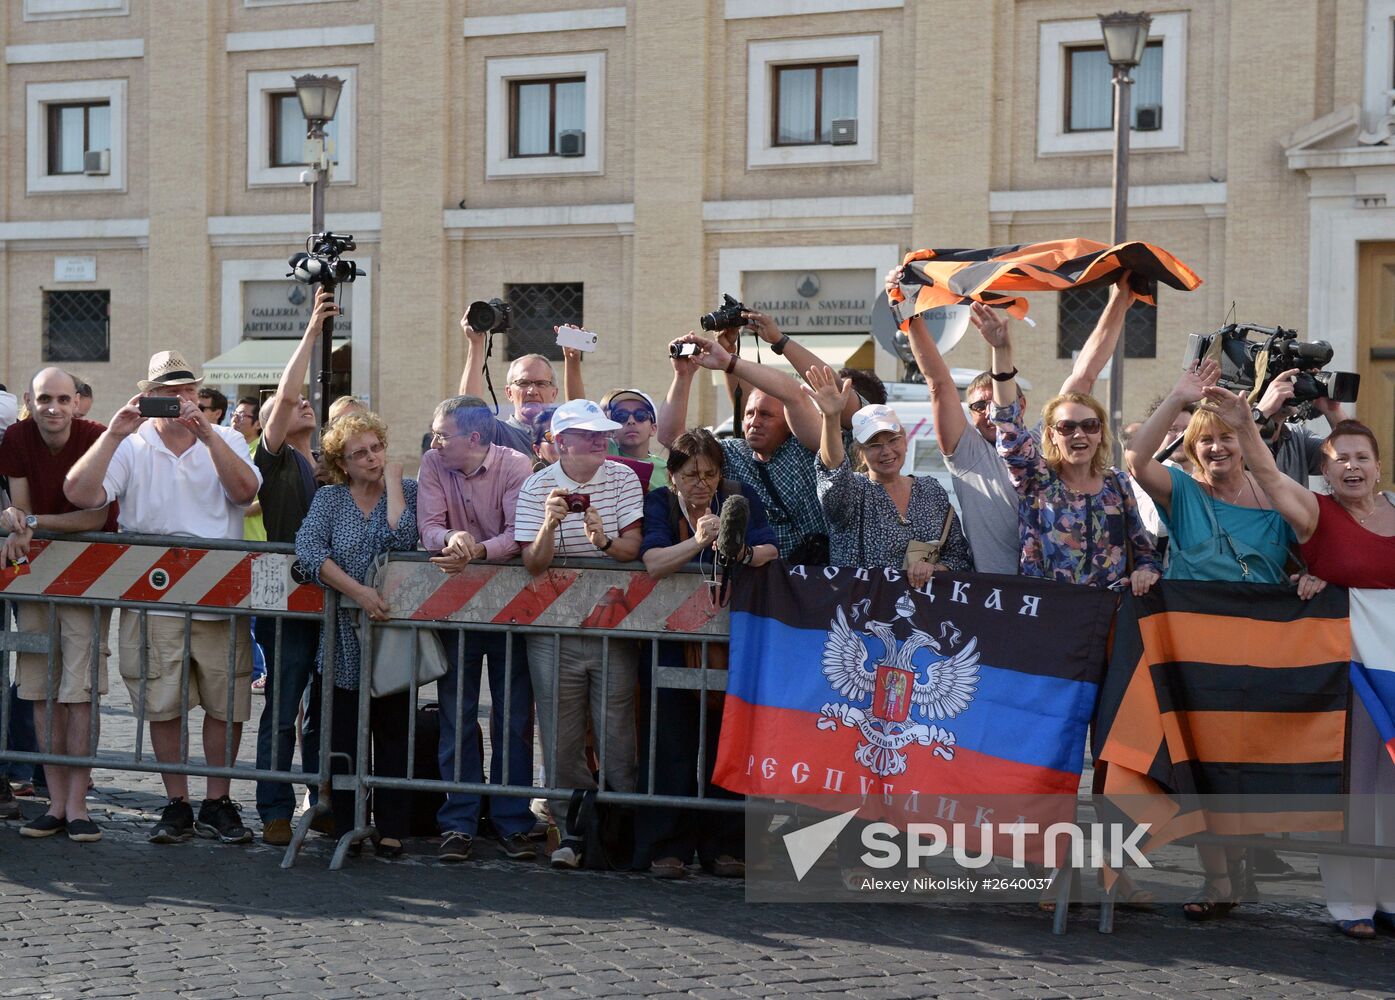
top-left (770, 334), bottom-right (791, 356)
top-left (989, 367), bottom-right (1019, 382)
top-left (600, 537), bottom-right (614, 552)
top-left (23, 514), bottom-right (37, 530)
top-left (1250, 406), bottom-right (1267, 425)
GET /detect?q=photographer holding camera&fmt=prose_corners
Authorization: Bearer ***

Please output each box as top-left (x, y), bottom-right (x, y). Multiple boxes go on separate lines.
top-left (459, 304), bottom-right (557, 459)
top-left (1251, 367), bottom-right (1348, 485)
top-left (64, 351), bottom-right (262, 846)
top-left (658, 329), bottom-right (831, 563)
top-left (514, 398), bottom-right (645, 870)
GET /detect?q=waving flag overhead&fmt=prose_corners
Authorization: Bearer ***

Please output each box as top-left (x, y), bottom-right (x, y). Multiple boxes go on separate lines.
top-left (1350, 589), bottom-right (1395, 765)
top-left (712, 564), bottom-right (1115, 801)
top-left (888, 238), bottom-right (1202, 325)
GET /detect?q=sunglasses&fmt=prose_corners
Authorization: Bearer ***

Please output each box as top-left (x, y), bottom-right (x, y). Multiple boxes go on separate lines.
top-left (1052, 418), bottom-right (1103, 436)
top-left (608, 407), bottom-right (654, 424)
top-left (968, 400), bottom-right (991, 414)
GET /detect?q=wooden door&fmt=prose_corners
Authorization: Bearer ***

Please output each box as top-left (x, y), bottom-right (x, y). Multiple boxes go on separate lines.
top-left (1357, 243), bottom-right (1395, 489)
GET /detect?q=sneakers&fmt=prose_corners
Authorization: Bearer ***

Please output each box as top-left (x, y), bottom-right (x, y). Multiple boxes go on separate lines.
top-left (501, 832), bottom-right (537, 861)
top-left (10, 779), bottom-right (35, 797)
top-left (438, 830), bottom-right (473, 863)
top-left (0, 777), bottom-right (19, 820)
top-left (550, 839), bottom-right (583, 870)
top-left (195, 796), bottom-right (253, 844)
top-left (262, 818), bottom-right (293, 846)
top-left (149, 798), bottom-right (195, 844)
top-left (19, 814), bottom-right (66, 838)
top-left (66, 818), bottom-right (102, 843)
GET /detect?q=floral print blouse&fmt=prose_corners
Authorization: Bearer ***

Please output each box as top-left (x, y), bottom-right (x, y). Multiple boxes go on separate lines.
top-left (992, 400), bottom-right (1160, 588)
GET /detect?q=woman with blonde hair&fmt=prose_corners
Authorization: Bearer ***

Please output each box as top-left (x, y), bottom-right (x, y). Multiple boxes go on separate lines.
top-left (985, 310), bottom-right (1159, 593)
top-left (295, 410), bottom-right (418, 858)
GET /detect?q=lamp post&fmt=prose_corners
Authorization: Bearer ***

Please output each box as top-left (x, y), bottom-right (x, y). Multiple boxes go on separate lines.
top-left (293, 73), bottom-right (343, 432)
top-left (1098, 10), bottom-right (1151, 461)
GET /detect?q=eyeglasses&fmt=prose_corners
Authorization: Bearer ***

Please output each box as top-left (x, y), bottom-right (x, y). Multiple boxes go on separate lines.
top-left (345, 441), bottom-right (386, 463)
top-left (1052, 418), bottom-right (1103, 436)
top-left (510, 379), bottom-right (555, 393)
top-left (197, 405), bottom-right (216, 413)
top-left (675, 468), bottom-right (720, 485)
top-left (232, 411), bottom-right (257, 423)
top-left (863, 434), bottom-right (905, 454)
top-left (430, 430), bottom-right (464, 445)
top-left (968, 399), bottom-right (991, 414)
top-left (608, 407), bottom-right (654, 424)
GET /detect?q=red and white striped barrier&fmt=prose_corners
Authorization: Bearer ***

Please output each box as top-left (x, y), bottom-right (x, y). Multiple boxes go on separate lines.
top-left (378, 561), bottom-right (728, 636)
top-left (0, 539), bottom-right (323, 613)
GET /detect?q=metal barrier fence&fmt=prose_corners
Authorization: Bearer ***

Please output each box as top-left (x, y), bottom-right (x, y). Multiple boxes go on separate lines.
top-left (3, 530), bottom-right (1395, 939)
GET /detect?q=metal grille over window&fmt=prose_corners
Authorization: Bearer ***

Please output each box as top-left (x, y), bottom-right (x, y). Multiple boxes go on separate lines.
top-left (504, 283), bottom-right (583, 361)
top-left (43, 290), bottom-right (110, 362)
top-left (1056, 286), bottom-right (1156, 360)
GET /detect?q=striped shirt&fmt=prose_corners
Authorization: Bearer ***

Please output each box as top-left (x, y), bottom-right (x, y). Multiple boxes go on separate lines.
top-left (514, 458), bottom-right (644, 558)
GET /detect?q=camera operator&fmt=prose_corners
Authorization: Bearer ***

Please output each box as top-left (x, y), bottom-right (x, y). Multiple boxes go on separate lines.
top-left (657, 332), bottom-right (831, 563)
top-left (1251, 367), bottom-right (1348, 485)
top-left (459, 310), bottom-right (558, 458)
top-left (514, 399), bottom-right (644, 870)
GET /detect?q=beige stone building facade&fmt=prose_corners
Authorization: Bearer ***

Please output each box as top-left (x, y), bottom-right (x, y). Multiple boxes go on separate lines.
top-left (2, 0), bottom-right (1392, 476)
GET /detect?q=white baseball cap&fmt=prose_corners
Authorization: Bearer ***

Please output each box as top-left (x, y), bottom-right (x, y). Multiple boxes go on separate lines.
top-left (550, 398), bottom-right (621, 435)
top-left (851, 404), bottom-right (904, 444)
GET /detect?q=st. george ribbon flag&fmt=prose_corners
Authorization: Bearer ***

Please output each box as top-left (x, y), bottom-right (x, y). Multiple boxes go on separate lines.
top-left (886, 237), bottom-right (1203, 326)
top-left (1092, 581), bottom-right (1352, 850)
top-left (711, 564), bottom-right (1116, 803)
top-left (1350, 589), bottom-right (1395, 765)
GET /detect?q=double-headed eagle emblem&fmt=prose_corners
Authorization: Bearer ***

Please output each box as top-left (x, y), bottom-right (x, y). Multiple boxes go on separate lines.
top-left (817, 594), bottom-right (980, 778)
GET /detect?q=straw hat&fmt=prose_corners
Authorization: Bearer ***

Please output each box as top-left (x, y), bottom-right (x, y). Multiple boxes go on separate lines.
top-left (137, 350), bottom-right (204, 392)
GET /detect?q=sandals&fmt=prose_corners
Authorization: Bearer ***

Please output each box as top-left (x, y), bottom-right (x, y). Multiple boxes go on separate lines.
top-left (649, 857), bottom-right (687, 880)
top-left (1336, 919), bottom-right (1376, 939)
top-left (1183, 874), bottom-right (1236, 922)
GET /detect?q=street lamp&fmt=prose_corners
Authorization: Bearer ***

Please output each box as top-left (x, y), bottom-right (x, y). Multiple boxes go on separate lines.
top-left (1097, 10), bottom-right (1151, 462)
top-left (293, 73), bottom-right (343, 432)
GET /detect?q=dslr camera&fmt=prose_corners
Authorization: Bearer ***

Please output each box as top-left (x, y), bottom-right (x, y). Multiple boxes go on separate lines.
top-left (1184, 323), bottom-right (1360, 421)
top-left (466, 297), bottom-right (512, 335)
top-left (287, 232), bottom-right (364, 287)
top-left (699, 294), bottom-right (747, 332)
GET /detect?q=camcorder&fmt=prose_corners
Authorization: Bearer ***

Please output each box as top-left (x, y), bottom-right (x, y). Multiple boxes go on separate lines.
top-left (669, 342), bottom-right (701, 358)
top-left (287, 232), bottom-right (364, 287)
top-left (466, 297), bottom-right (512, 335)
top-left (699, 294), bottom-right (747, 332)
top-left (1183, 323), bottom-right (1360, 421)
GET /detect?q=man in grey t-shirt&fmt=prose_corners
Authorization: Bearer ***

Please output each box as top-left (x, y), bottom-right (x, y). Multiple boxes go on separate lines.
top-left (887, 268), bottom-right (1131, 575)
top-left (1249, 367), bottom-right (1347, 486)
top-left (459, 310), bottom-right (557, 458)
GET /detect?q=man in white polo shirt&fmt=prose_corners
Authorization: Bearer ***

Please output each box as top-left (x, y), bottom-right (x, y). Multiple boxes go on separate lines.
top-left (515, 399), bottom-right (644, 870)
top-left (65, 350), bottom-right (262, 846)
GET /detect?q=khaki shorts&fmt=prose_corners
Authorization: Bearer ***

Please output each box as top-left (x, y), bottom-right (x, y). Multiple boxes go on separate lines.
top-left (117, 613), bottom-right (254, 724)
top-left (15, 602), bottom-right (111, 704)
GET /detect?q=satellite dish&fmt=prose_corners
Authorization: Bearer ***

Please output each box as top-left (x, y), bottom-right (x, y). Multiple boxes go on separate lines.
top-left (871, 291), bottom-right (972, 365)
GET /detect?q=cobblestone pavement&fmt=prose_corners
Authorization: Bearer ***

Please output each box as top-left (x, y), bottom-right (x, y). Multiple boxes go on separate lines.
top-left (0, 625), bottom-right (1393, 998)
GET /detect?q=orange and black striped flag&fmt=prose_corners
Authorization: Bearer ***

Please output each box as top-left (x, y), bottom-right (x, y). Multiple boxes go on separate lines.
top-left (889, 237), bottom-right (1203, 327)
top-left (1092, 580), bottom-right (1350, 848)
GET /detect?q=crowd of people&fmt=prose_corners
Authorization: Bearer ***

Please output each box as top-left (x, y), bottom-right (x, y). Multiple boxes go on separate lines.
top-left (0, 269), bottom-right (1391, 937)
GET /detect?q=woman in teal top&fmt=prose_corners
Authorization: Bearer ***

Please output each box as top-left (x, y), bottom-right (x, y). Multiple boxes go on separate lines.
top-left (1124, 359), bottom-right (1312, 924)
top-left (1126, 360), bottom-right (1298, 585)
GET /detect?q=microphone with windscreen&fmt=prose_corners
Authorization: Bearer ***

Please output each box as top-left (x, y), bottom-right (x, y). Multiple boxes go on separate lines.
top-left (716, 494), bottom-right (749, 571)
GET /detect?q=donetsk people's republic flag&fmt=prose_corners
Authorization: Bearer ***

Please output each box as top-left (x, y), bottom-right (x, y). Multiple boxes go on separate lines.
top-left (888, 238), bottom-right (1203, 326)
top-left (712, 564), bottom-right (1116, 801)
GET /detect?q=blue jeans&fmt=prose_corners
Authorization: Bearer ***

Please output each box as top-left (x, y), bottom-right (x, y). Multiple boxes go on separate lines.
top-left (2, 683), bottom-right (37, 784)
top-left (254, 618), bottom-right (321, 822)
top-left (437, 630), bottom-right (535, 838)
top-left (250, 619), bottom-right (266, 681)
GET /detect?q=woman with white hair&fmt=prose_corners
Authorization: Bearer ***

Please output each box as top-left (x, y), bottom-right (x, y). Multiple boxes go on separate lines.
top-left (805, 365), bottom-right (972, 581)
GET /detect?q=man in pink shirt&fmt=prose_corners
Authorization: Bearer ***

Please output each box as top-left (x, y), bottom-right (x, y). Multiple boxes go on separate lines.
top-left (417, 395), bottom-right (536, 864)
